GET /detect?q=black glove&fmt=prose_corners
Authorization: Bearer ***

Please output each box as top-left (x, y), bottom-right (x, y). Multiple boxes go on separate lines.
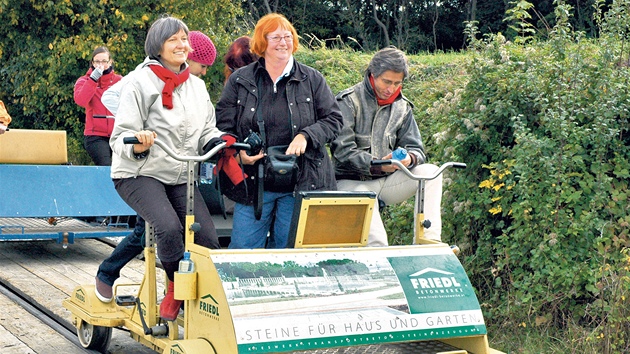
top-left (203, 137), bottom-right (223, 155)
top-left (203, 133), bottom-right (239, 155)
top-left (90, 68), bottom-right (103, 81)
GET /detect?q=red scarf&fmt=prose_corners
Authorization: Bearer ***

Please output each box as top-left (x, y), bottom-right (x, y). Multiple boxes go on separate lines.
top-left (214, 134), bottom-right (247, 185)
top-left (149, 65), bottom-right (190, 109)
top-left (369, 75), bottom-right (402, 106)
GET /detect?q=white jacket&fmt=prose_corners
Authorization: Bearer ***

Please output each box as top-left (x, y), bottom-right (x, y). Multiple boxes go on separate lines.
top-left (110, 57), bottom-right (223, 185)
top-left (101, 62), bottom-right (145, 115)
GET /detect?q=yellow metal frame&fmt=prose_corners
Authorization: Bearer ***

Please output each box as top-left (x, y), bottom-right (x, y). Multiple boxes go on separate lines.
top-left (290, 193), bottom-right (375, 248)
top-left (62, 160), bottom-right (505, 354)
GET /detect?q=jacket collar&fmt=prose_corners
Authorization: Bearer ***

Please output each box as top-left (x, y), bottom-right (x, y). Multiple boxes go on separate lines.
top-left (361, 71), bottom-right (412, 107)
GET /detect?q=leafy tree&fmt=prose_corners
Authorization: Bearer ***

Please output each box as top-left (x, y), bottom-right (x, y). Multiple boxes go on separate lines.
top-left (0, 0), bottom-right (241, 164)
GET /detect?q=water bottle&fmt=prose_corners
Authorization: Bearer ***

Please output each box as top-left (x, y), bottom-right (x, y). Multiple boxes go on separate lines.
top-left (178, 252), bottom-right (195, 273)
top-left (199, 162), bottom-right (214, 184)
top-left (392, 147), bottom-right (408, 161)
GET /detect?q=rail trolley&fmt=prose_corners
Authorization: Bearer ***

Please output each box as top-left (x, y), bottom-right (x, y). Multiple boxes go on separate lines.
top-left (63, 138), bottom-right (504, 354)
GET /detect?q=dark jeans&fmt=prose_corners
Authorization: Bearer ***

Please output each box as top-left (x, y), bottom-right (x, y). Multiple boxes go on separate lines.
top-left (105, 176), bottom-right (220, 280)
top-left (97, 217), bottom-right (145, 286)
top-left (84, 135), bottom-right (112, 166)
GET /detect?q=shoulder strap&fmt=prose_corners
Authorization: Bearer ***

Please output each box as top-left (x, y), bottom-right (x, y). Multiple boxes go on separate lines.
top-left (255, 75), bottom-right (267, 150)
top-left (254, 74), bottom-right (265, 220)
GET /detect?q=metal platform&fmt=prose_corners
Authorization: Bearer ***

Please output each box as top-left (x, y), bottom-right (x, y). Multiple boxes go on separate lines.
top-left (0, 216), bottom-right (132, 242)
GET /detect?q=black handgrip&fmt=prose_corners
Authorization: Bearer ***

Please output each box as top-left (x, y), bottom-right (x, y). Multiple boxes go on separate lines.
top-left (371, 159), bottom-right (391, 166)
top-left (452, 162), bottom-right (467, 169)
top-left (231, 142), bottom-right (252, 151)
top-left (123, 137), bottom-right (140, 144)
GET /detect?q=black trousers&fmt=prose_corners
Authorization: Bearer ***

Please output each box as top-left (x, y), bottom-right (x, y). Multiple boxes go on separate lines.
top-left (84, 135), bottom-right (112, 166)
top-left (113, 176), bottom-right (220, 278)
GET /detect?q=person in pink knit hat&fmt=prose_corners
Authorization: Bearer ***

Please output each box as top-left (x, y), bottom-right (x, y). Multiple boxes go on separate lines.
top-left (186, 30), bottom-right (216, 77)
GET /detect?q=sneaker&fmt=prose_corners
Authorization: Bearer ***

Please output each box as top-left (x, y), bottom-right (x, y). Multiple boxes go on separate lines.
top-left (95, 276), bottom-right (113, 303)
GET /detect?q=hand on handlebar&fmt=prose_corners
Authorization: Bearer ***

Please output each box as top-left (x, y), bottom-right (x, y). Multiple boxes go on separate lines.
top-left (132, 130), bottom-right (157, 154)
top-left (379, 152), bottom-right (412, 173)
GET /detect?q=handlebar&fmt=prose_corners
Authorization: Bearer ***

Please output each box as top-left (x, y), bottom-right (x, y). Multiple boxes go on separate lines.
top-left (123, 137), bottom-right (250, 162)
top-left (370, 159), bottom-right (466, 181)
top-left (93, 115), bottom-right (115, 119)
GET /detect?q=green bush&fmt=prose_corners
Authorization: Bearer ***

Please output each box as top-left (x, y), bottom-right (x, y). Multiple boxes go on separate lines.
top-left (2, 1), bottom-right (629, 351)
top-left (422, 2), bottom-right (630, 352)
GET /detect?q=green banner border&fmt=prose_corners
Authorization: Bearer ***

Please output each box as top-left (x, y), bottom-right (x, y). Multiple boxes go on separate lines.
top-left (237, 325), bottom-right (487, 353)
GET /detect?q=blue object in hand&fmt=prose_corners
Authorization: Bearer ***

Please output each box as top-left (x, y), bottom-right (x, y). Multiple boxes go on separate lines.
top-left (392, 147), bottom-right (408, 160)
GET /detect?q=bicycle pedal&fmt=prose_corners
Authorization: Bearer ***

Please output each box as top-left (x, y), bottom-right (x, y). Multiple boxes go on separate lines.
top-left (115, 295), bottom-right (136, 306)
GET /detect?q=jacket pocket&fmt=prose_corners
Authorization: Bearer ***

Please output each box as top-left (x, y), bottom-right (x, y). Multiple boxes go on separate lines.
top-left (295, 96), bottom-right (315, 126)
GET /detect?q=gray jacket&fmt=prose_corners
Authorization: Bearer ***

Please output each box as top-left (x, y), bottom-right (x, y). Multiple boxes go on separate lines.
top-left (331, 74), bottom-right (426, 179)
top-left (110, 57), bottom-right (223, 185)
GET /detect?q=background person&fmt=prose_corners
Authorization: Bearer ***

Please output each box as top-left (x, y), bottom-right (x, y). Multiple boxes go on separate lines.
top-left (331, 46), bottom-right (443, 246)
top-left (0, 99), bottom-right (11, 134)
top-left (73, 46), bottom-right (122, 166)
top-left (101, 16), bottom-right (226, 321)
top-left (223, 36), bottom-right (259, 84)
top-left (215, 13), bottom-right (342, 249)
top-left (218, 36), bottom-right (259, 215)
top-left (185, 30), bottom-right (217, 77)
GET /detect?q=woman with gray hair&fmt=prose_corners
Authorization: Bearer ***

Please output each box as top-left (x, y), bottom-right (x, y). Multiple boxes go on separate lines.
top-left (96, 15), bottom-right (226, 321)
top-left (331, 46), bottom-right (443, 246)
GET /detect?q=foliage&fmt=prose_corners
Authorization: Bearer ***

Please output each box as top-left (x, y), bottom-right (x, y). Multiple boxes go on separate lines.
top-left (241, 0), bottom-right (604, 53)
top-left (0, 0), bottom-right (241, 164)
top-left (420, 1), bottom-right (630, 352)
top-left (505, 0), bottom-right (537, 44)
top-left (1, 0), bottom-right (630, 351)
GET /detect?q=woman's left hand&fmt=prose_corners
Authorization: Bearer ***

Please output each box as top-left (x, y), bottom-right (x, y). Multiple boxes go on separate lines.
top-left (286, 133), bottom-right (307, 156)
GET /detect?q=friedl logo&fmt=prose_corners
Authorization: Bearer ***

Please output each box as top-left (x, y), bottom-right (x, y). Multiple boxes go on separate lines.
top-left (170, 343), bottom-right (185, 354)
top-left (199, 293), bottom-right (220, 320)
top-left (409, 268), bottom-right (463, 296)
top-left (75, 288), bottom-right (86, 303)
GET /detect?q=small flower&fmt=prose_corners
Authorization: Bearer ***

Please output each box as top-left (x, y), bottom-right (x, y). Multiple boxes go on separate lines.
top-left (479, 179), bottom-right (494, 189)
top-left (493, 183), bottom-right (505, 191)
top-left (489, 206), bottom-right (502, 215)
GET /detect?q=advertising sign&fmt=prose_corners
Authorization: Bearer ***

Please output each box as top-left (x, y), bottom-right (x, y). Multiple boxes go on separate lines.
top-left (211, 247), bottom-right (485, 353)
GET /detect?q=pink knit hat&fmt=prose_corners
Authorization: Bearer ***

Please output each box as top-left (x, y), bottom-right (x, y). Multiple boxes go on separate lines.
top-left (188, 31), bottom-right (216, 66)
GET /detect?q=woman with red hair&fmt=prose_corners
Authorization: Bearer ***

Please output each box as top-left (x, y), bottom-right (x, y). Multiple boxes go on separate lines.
top-left (216, 13), bottom-right (342, 249)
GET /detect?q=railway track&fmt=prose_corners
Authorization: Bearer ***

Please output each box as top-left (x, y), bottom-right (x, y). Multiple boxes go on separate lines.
top-left (1, 238), bottom-right (466, 354)
top-left (0, 275), bottom-right (101, 354)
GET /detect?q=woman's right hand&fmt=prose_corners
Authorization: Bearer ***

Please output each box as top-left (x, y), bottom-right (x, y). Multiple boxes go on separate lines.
top-left (238, 149), bottom-right (264, 165)
top-left (133, 130), bottom-right (157, 154)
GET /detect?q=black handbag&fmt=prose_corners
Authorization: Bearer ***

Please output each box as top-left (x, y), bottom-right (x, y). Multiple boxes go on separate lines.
top-left (264, 145), bottom-right (298, 192)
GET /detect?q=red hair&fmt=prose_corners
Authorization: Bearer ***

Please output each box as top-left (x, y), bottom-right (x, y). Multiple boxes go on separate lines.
top-left (223, 36), bottom-right (259, 83)
top-left (250, 13), bottom-right (299, 57)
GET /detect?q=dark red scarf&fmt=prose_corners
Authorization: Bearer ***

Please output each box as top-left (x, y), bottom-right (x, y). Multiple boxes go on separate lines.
top-left (149, 65), bottom-right (190, 109)
top-left (369, 75), bottom-right (402, 106)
